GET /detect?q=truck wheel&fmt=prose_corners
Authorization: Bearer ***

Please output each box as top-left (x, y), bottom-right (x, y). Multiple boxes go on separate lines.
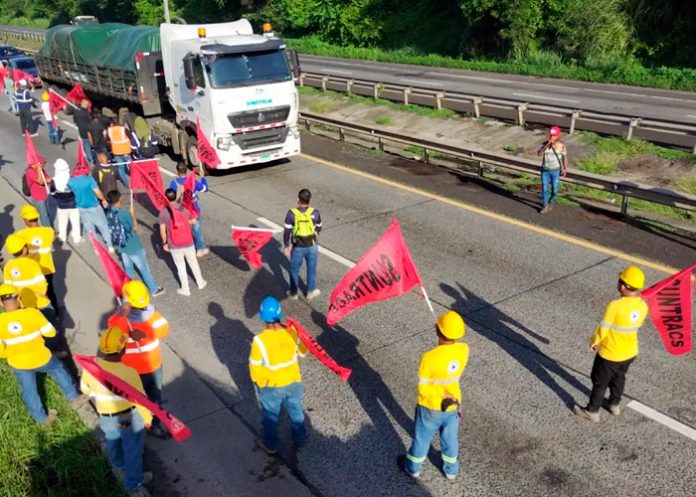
top-left (186, 135), bottom-right (201, 168)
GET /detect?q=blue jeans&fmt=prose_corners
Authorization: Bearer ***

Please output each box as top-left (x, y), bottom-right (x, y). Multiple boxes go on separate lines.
top-left (257, 382), bottom-right (306, 451)
top-left (80, 137), bottom-right (95, 164)
top-left (541, 169), bottom-right (561, 206)
top-left (47, 120), bottom-right (60, 144)
top-left (192, 218), bottom-right (205, 250)
top-left (79, 206), bottom-right (112, 249)
top-left (289, 244), bottom-right (318, 293)
top-left (121, 248), bottom-right (158, 294)
top-left (31, 198), bottom-right (52, 228)
top-left (141, 366), bottom-right (163, 428)
top-left (13, 356), bottom-right (78, 423)
top-left (113, 155), bottom-right (130, 188)
top-left (406, 405), bottom-right (460, 477)
top-left (99, 410), bottom-right (146, 491)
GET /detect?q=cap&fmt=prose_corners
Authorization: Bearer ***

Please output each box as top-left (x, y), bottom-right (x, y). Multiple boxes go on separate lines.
top-left (20, 204), bottom-right (40, 221)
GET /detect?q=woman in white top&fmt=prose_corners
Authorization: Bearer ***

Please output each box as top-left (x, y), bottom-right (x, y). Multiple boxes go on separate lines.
top-left (40, 92), bottom-right (60, 145)
top-left (50, 158), bottom-right (82, 244)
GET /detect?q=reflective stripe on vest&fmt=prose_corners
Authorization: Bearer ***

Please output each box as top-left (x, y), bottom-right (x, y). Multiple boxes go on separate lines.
top-left (291, 207), bottom-right (315, 237)
top-left (252, 335), bottom-right (298, 370)
top-left (151, 317), bottom-right (168, 329)
top-left (14, 90), bottom-right (31, 103)
top-left (28, 247), bottom-right (52, 254)
top-left (2, 330), bottom-right (41, 345)
top-left (599, 321), bottom-right (639, 334)
top-left (90, 393), bottom-right (127, 402)
top-left (5, 274), bottom-right (45, 287)
top-left (418, 377), bottom-right (460, 385)
top-left (125, 339), bottom-right (160, 354)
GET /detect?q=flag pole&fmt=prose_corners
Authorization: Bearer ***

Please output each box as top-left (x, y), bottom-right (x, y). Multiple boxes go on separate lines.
top-left (49, 88), bottom-right (78, 109)
top-left (420, 285), bottom-right (437, 318)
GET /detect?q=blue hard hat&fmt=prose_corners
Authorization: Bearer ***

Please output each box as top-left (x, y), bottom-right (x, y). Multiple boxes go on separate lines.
top-left (259, 296), bottom-right (283, 323)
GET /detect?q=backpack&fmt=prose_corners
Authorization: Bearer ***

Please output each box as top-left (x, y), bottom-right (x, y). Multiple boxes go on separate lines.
top-left (106, 208), bottom-right (131, 248)
top-left (93, 165), bottom-right (118, 196)
top-left (167, 205), bottom-right (193, 246)
top-left (21, 170), bottom-right (31, 196)
top-left (291, 207), bottom-right (316, 246)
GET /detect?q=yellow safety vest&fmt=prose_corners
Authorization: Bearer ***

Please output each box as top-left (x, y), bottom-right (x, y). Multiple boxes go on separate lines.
top-left (249, 327), bottom-right (308, 388)
top-left (3, 257), bottom-right (50, 309)
top-left (590, 296), bottom-right (648, 362)
top-left (108, 125), bottom-right (131, 156)
top-left (417, 343), bottom-right (469, 411)
top-left (0, 307), bottom-right (55, 370)
top-left (16, 226), bottom-right (56, 275)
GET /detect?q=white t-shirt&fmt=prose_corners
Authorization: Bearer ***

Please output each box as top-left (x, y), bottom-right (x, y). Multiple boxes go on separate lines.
top-left (41, 101), bottom-right (52, 121)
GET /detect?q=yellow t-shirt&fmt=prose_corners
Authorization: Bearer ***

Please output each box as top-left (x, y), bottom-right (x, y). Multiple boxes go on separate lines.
top-left (0, 307), bottom-right (55, 369)
top-left (590, 296), bottom-right (648, 362)
top-left (249, 327), bottom-right (308, 388)
top-left (3, 257), bottom-right (50, 309)
top-left (417, 343), bottom-right (470, 411)
top-left (17, 226), bottom-right (56, 275)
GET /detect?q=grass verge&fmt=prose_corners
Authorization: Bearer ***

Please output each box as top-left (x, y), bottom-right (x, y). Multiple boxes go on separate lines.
top-left (0, 360), bottom-right (127, 497)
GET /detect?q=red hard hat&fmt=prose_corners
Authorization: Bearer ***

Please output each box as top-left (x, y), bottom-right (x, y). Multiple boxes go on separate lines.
top-left (549, 126), bottom-right (562, 137)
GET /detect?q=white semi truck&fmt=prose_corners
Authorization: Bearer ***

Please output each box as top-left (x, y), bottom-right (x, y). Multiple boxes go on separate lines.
top-left (36, 19), bottom-right (300, 170)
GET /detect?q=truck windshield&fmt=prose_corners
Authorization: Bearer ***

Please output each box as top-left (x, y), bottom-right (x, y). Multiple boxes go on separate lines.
top-left (205, 50), bottom-right (291, 88)
top-left (14, 59), bottom-right (35, 70)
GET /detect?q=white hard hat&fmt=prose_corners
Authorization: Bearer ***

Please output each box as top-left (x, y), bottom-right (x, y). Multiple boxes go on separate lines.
top-left (19, 79), bottom-right (27, 86)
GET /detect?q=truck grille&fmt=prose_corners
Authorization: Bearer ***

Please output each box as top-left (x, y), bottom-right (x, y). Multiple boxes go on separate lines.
top-left (233, 127), bottom-right (289, 151)
top-left (228, 105), bottom-right (291, 129)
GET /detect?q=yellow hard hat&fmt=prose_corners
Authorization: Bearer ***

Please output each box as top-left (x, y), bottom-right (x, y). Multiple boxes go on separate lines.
top-left (99, 327), bottom-right (128, 354)
top-left (20, 204), bottom-right (40, 220)
top-left (122, 280), bottom-right (150, 308)
top-left (619, 266), bottom-right (645, 290)
top-left (42, 92), bottom-right (49, 101)
top-left (0, 283), bottom-right (19, 297)
top-left (5, 234), bottom-right (27, 255)
top-left (437, 311), bottom-right (465, 340)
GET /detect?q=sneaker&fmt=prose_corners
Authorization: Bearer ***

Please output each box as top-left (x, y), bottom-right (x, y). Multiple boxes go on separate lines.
top-left (108, 246), bottom-right (116, 254)
top-left (286, 290), bottom-right (299, 300)
top-left (148, 425), bottom-right (171, 439)
top-left (405, 469), bottom-right (420, 479)
top-left (444, 473), bottom-right (457, 481)
top-left (255, 438), bottom-right (277, 455)
top-left (31, 133), bottom-right (39, 137)
top-left (177, 288), bottom-right (191, 297)
top-left (42, 409), bottom-right (58, 426)
top-left (142, 471), bottom-right (153, 484)
top-left (197, 280), bottom-right (208, 290)
top-left (151, 287), bottom-right (165, 298)
top-left (72, 238), bottom-right (84, 245)
top-left (539, 205), bottom-right (550, 214)
top-left (306, 289), bottom-right (321, 300)
top-left (604, 400), bottom-right (621, 416)
top-left (57, 237), bottom-right (67, 244)
top-left (196, 248), bottom-right (210, 258)
top-left (573, 405), bottom-right (599, 422)
top-left (129, 485), bottom-right (151, 497)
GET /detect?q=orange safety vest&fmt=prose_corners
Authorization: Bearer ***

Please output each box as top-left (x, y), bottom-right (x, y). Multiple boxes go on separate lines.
top-left (107, 125), bottom-right (131, 156)
top-left (108, 307), bottom-right (169, 375)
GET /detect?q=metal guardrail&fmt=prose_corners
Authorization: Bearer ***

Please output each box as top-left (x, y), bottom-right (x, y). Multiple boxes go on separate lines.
top-left (299, 73), bottom-right (696, 153)
top-left (299, 112), bottom-right (696, 215)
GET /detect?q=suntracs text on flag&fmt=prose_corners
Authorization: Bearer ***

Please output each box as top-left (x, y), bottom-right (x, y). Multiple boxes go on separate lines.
top-left (196, 118), bottom-right (221, 168)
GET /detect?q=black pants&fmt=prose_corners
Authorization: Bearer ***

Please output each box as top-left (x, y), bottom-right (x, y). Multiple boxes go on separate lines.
top-left (587, 354), bottom-right (635, 412)
top-left (19, 108), bottom-right (32, 133)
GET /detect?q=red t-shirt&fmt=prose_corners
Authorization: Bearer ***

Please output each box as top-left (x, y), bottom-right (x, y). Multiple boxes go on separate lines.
top-left (26, 167), bottom-right (50, 201)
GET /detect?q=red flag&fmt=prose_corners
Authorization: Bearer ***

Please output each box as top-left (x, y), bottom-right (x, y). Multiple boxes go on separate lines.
top-left (180, 172), bottom-right (199, 219)
top-left (12, 68), bottom-right (34, 85)
top-left (131, 159), bottom-right (167, 210)
top-left (231, 227), bottom-right (274, 269)
top-left (25, 131), bottom-right (46, 166)
top-left (66, 83), bottom-right (89, 107)
top-left (74, 139), bottom-right (90, 174)
top-left (74, 355), bottom-right (191, 442)
top-left (0, 67), bottom-right (7, 92)
top-left (641, 264), bottom-right (696, 356)
top-left (89, 232), bottom-right (130, 297)
top-left (327, 218), bottom-right (422, 326)
top-left (49, 89), bottom-right (69, 114)
top-left (287, 318), bottom-right (352, 381)
top-left (196, 118), bottom-right (221, 168)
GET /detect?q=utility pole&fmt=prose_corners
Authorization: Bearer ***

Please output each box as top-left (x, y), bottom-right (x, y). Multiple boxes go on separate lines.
top-left (163, 0), bottom-right (171, 23)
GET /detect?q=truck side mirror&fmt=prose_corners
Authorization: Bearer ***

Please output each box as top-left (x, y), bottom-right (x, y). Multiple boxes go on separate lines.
top-left (183, 54), bottom-right (197, 90)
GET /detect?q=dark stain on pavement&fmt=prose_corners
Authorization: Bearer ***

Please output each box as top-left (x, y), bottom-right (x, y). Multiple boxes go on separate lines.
top-left (539, 467), bottom-right (570, 487)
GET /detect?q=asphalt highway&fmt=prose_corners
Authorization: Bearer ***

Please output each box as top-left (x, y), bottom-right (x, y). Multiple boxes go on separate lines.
top-left (1, 104), bottom-right (695, 497)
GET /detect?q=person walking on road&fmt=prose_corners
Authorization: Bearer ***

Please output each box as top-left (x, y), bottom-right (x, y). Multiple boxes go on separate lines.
top-left (107, 117), bottom-right (131, 188)
top-left (25, 159), bottom-right (52, 228)
top-left (73, 100), bottom-right (95, 164)
top-left (169, 161), bottom-right (209, 258)
top-left (574, 266), bottom-right (648, 422)
top-left (158, 188), bottom-right (206, 296)
top-left (88, 109), bottom-right (109, 159)
top-left (93, 151), bottom-right (120, 197)
top-left (108, 281), bottom-right (170, 439)
top-left (68, 159), bottom-right (114, 252)
top-left (40, 92), bottom-right (59, 145)
top-left (4, 70), bottom-right (16, 113)
top-left (80, 326), bottom-right (154, 495)
top-left (537, 125), bottom-right (567, 214)
top-left (51, 158), bottom-right (82, 244)
top-left (106, 190), bottom-right (163, 297)
top-left (0, 283), bottom-right (85, 425)
top-left (13, 79), bottom-right (35, 135)
top-left (249, 296), bottom-right (308, 455)
top-left (404, 311), bottom-right (469, 480)
top-left (17, 204), bottom-right (58, 312)
top-left (283, 189), bottom-right (322, 300)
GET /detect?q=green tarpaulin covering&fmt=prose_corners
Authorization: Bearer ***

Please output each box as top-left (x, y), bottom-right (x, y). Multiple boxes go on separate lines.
top-left (39, 23), bottom-right (160, 71)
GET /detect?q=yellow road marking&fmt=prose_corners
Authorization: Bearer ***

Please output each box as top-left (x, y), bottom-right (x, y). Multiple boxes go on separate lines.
top-left (302, 153), bottom-right (679, 275)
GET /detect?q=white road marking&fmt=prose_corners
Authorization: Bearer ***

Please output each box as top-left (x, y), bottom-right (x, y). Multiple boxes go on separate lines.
top-left (58, 118), bottom-right (77, 130)
top-left (256, 216), bottom-right (355, 268)
top-left (326, 69), bottom-right (354, 76)
top-left (627, 400), bottom-right (696, 441)
top-left (687, 114), bottom-right (696, 119)
top-left (400, 78), bottom-right (428, 85)
top-left (513, 92), bottom-right (579, 104)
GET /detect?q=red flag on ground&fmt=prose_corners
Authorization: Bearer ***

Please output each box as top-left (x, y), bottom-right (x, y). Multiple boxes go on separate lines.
top-left (286, 318), bottom-right (352, 381)
top-left (196, 118), bottom-right (221, 169)
top-left (66, 83), bottom-right (89, 107)
top-left (89, 232), bottom-right (130, 297)
top-left (130, 159), bottom-right (167, 210)
top-left (327, 218), bottom-right (422, 326)
top-left (74, 355), bottom-right (191, 442)
top-left (641, 264), bottom-right (696, 356)
top-left (25, 131), bottom-right (46, 166)
top-left (180, 172), bottom-right (199, 219)
top-left (231, 227), bottom-right (275, 269)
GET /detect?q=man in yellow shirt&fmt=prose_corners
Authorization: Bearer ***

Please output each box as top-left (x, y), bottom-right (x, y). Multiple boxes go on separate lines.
top-left (404, 311), bottom-right (469, 480)
top-left (81, 326), bottom-right (153, 496)
top-left (16, 204), bottom-right (58, 312)
top-left (575, 266), bottom-right (649, 422)
top-left (249, 296), bottom-right (308, 455)
top-left (0, 284), bottom-right (82, 425)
